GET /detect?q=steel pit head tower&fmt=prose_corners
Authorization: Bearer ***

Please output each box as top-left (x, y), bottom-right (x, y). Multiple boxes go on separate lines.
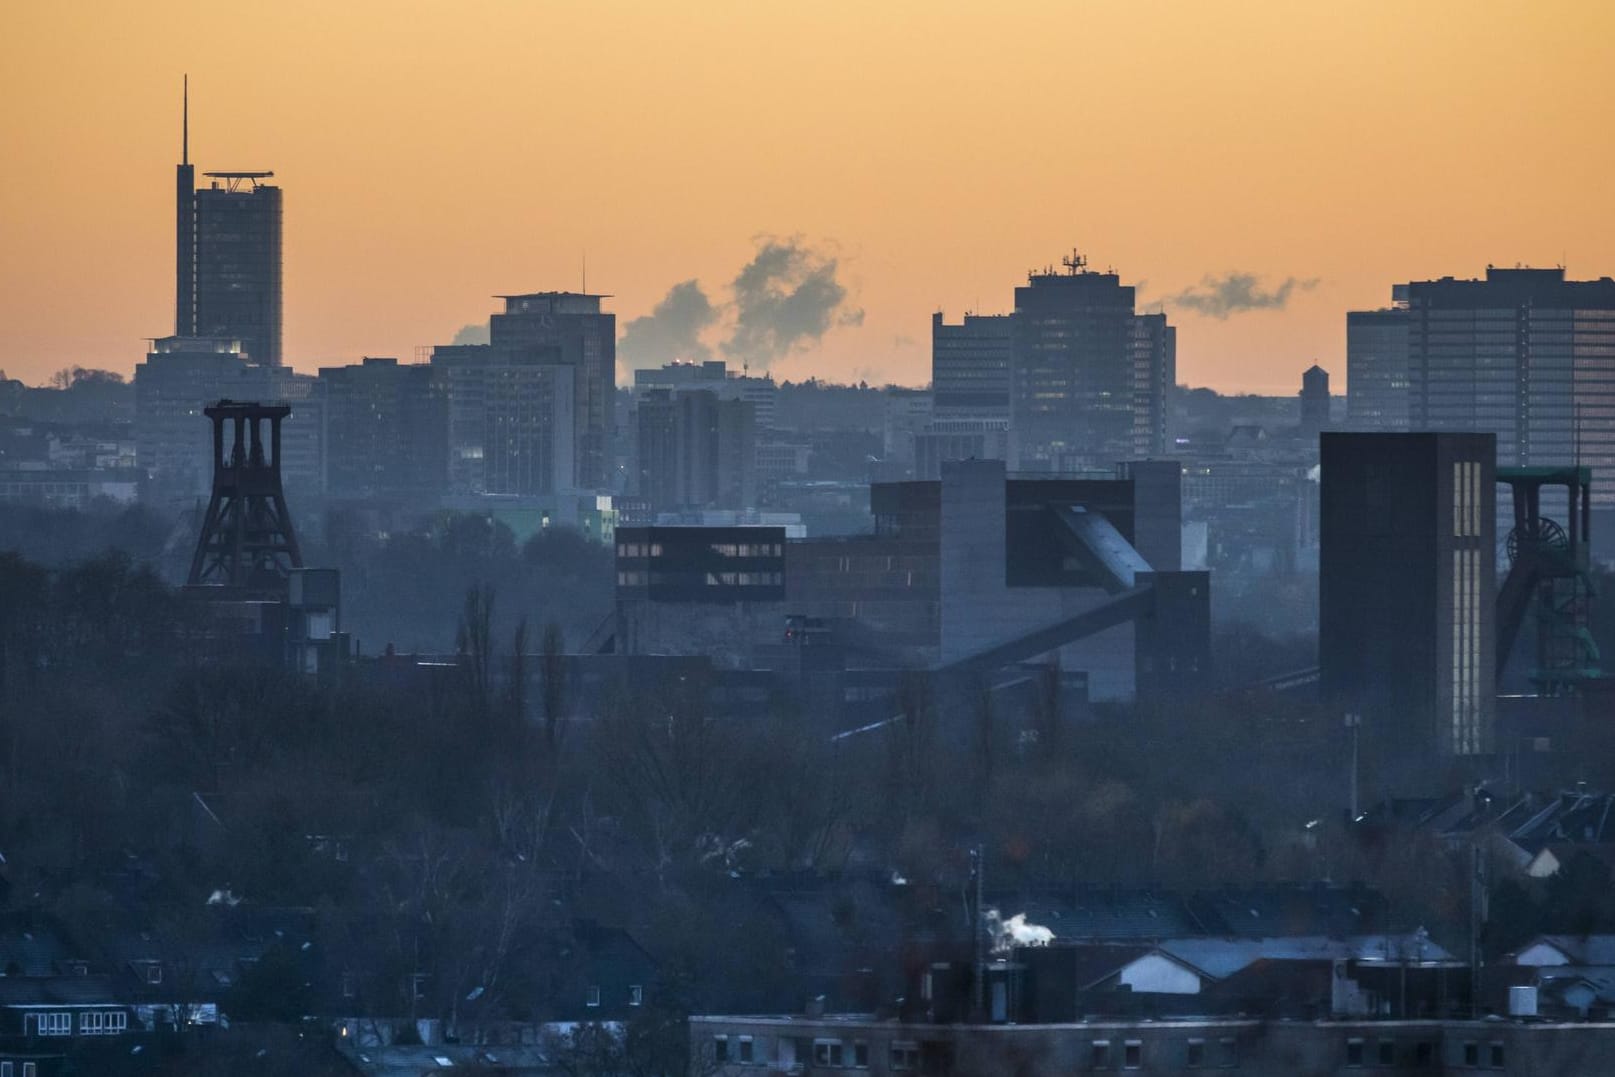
top-left (1497, 465), bottom-right (1601, 694)
top-left (187, 400), bottom-right (303, 594)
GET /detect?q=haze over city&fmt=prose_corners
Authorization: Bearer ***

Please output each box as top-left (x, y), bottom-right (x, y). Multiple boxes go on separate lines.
top-left (4, 0), bottom-right (1613, 390)
top-left (10, 4), bottom-right (1615, 1075)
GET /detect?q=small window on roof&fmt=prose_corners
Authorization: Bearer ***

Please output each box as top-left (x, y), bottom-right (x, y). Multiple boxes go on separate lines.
top-left (586, 985), bottom-right (600, 1007)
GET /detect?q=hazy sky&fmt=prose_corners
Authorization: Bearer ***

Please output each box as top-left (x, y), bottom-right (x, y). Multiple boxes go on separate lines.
top-left (2, 1), bottom-right (1612, 391)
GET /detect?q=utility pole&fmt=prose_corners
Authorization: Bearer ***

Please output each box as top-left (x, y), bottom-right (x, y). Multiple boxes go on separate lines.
top-left (1470, 842), bottom-right (1484, 1019)
top-left (971, 845), bottom-right (985, 1019)
top-left (1344, 712), bottom-right (1361, 819)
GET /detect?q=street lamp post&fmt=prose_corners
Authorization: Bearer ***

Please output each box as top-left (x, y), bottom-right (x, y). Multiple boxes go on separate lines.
top-left (1344, 712), bottom-right (1361, 820)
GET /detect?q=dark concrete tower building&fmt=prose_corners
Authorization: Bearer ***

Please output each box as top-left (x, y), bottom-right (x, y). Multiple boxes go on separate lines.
top-left (1319, 432), bottom-right (1496, 762)
top-left (173, 83), bottom-right (283, 366)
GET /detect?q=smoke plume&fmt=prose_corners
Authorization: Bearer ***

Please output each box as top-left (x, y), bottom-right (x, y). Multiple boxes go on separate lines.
top-left (1168, 272), bottom-right (1319, 319)
top-left (618, 279), bottom-right (720, 365)
top-left (451, 322), bottom-right (490, 346)
top-left (722, 237), bottom-right (863, 368)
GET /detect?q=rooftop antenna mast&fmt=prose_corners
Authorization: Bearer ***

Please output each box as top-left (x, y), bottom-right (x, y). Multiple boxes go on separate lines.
top-left (1062, 248), bottom-right (1088, 275)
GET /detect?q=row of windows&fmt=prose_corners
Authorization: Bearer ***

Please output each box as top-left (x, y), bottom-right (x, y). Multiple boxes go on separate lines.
top-left (704, 572), bottom-right (782, 587)
top-left (0, 1062), bottom-right (40, 1077)
top-left (1343, 1036), bottom-right (1502, 1068)
top-left (713, 1035), bottom-right (876, 1068)
top-left (616, 571), bottom-right (784, 588)
top-left (617, 543), bottom-right (784, 560)
top-left (28, 1010), bottom-right (123, 1035)
top-left (618, 543), bottom-right (664, 558)
top-left (1089, 1036), bottom-right (1235, 1069)
top-left (709, 543), bottom-right (783, 558)
top-left (583, 984), bottom-right (642, 1007)
top-left (1451, 546), bottom-right (1484, 755)
top-left (79, 1010), bottom-right (129, 1034)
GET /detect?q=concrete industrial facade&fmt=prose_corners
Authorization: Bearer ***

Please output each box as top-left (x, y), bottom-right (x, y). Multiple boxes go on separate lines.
top-left (611, 458), bottom-right (1205, 706)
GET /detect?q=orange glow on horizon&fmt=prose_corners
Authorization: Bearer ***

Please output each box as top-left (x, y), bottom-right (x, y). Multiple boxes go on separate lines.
top-left (2, 1), bottom-right (1612, 392)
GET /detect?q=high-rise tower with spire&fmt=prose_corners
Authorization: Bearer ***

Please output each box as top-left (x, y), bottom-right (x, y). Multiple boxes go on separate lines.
top-left (173, 79), bottom-right (284, 366)
top-left (175, 75), bottom-right (195, 340)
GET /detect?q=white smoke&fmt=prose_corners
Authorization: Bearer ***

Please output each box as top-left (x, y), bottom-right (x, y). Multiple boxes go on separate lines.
top-left (983, 908), bottom-right (1055, 953)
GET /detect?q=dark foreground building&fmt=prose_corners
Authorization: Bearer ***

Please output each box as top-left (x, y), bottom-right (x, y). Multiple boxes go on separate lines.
top-left (1319, 433), bottom-right (1496, 760)
top-left (692, 1012), bottom-right (1614, 1076)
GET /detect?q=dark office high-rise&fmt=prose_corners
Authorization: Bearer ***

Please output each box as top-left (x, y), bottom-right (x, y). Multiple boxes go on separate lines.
top-left (319, 357), bottom-right (450, 499)
top-left (430, 343), bottom-right (576, 497)
top-left (1300, 363), bottom-right (1330, 435)
top-left (1130, 312), bottom-right (1176, 457)
top-left (1345, 306), bottom-right (1410, 431)
top-left (635, 388), bottom-right (757, 512)
top-left (490, 292), bottom-right (615, 489)
top-left (173, 84), bottom-right (283, 366)
top-left (1319, 432), bottom-right (1495, 760)
top-left (1406, 267), bottom-right (1615, 500)
top-left (931, 312), bottom-right (1013, 420)
top-left (1011, 254), bottom-right (1141, 470)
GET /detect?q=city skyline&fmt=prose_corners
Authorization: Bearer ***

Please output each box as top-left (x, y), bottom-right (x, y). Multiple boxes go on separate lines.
top-left (3, 1), bottom-right (1613, 391)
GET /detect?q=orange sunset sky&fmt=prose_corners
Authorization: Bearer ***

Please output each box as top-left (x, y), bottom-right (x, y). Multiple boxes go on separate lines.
top-left (2, 1), bottom-right (1612, 392)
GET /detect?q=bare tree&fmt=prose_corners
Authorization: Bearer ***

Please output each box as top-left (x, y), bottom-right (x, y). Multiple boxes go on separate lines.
top-left (457, 584), bottom-right (496, 720)
top-left (540, 621), bottom-right (567, 751)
